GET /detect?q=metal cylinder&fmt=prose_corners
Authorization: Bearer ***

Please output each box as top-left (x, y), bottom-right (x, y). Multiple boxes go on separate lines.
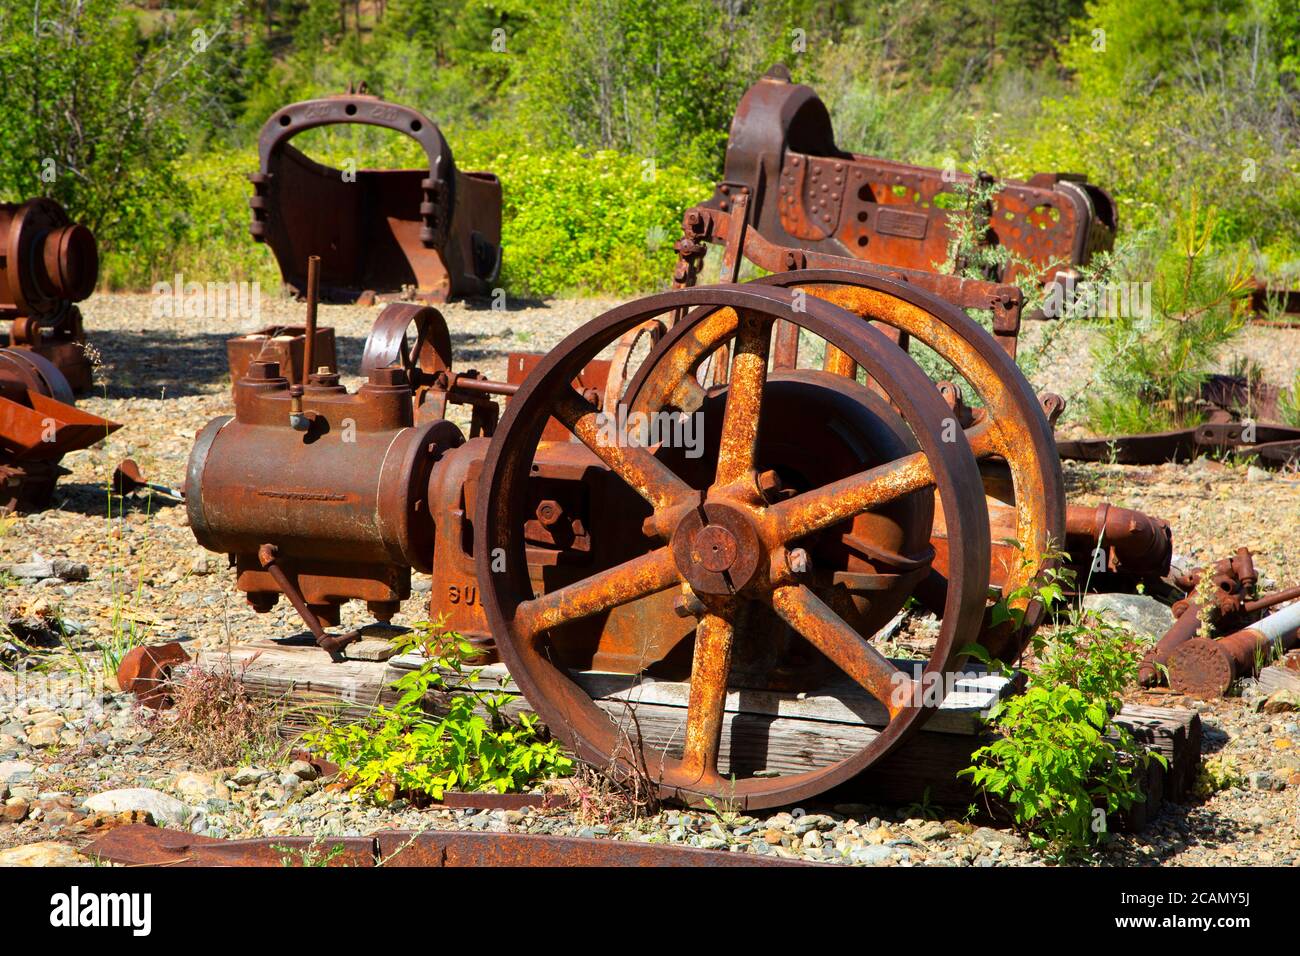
top-left (0, 198), bottom-right (98, 318)
top-left (1168, 601), bottom-right (1300, 698)
top-left (187, 361), bottom-right (464, 616)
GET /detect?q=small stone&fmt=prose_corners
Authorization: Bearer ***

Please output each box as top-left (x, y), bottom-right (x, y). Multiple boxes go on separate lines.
top-left (914, 820), bottom-right (950, 842)
top-left (0, 842), bottom-right (88, 866)
top-left (0, 760), bottom-right (32, 785)
top-left (288, 760), bottom-right (319, 781)
top-left (1262, 692), bottom-right (1300, 715)
top-left (763, 828), bottom-right (785, 845)
top-left (3, 797), bottom-right (30, 823)
top-left (973, 827), bottom-right (1023, 848)
top-left (1081, 593), bottom-right (1172, 641)
top-left (851, 845), bottom-right (894, 866)
top-left (24, 725), bottom-right (60, 748)
top-left (1247, 771), bottom-right (1283, 791)
top-left (1246, 465), bottom-right (1272, 483)
top-left (174, 772), bottom-right (230, 804)
top-left (232, 766), bottom-right (269, 787)
top-left (866, 826), bottom-right (895, 845)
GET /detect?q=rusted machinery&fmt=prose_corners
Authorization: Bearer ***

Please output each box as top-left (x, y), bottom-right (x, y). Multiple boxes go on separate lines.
top-left (690, 65), bottom-right (1115, 293)
top-left (0, 347), bottom-right (120, 512)
top-left (249, 88), bottom-right (502, 303)
top-left (185, 248), bottom-right (1081, 807)
top-left (1, 197), bottom-right (99, 393)
top-left (1166, 601), bottom-right (1300, 698)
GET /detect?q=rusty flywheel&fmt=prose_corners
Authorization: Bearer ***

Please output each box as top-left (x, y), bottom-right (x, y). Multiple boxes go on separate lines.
top-left (628, 269), bottom-right (1066, 661)
top-left (475, 285), bottom-right (991, 808)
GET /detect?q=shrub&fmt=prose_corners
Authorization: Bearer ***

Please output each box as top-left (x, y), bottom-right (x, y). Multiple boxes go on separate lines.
top-left (963, 592), bottom-right (1162, 854)
top-left (302, 623), bottom-right (572, 802)
top-left (458, 147), bottom-right (710, 297)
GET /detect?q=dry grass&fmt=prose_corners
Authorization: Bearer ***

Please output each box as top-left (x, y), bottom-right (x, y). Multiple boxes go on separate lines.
top-left (141, 663), bottom-right (284, 768)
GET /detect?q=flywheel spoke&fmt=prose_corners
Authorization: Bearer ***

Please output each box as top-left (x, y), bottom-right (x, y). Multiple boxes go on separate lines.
top-left (770, 584), bottom-right (915, 716)
top-left (552, 386), bottom-right (692, 509)
top-left (767, 449), bottom-right (936, 542)
top-left (715, 310), bottom-right (772, 487)
top-left (513, 547), bottom-right (680, 636)
top-left (681, 609), bottom-right (736, 779)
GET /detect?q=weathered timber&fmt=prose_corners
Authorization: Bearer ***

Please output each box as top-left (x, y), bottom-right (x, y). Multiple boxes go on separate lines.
top-left (1256, 662), bottom-right (1300, 696)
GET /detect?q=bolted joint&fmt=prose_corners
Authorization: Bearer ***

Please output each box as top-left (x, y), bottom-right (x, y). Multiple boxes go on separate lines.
top-left (535, 499), bottom-right (563, 527)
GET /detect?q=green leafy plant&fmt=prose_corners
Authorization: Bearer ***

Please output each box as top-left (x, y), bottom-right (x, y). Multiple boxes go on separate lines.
top-left (963, 576), bottom-right (1163, 855)
top-left (303, 622), bottom-right (573, 802)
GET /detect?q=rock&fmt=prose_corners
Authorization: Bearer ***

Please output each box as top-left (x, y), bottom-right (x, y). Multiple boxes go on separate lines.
top-left (763, 829), bottom-right (785, 846)
top-left (851, 845), bottom-right (894, 865)
top-left (24, 725), bottom-right (59, 748)
top-left (75, 810), bottom-right (154, 833)
top-left (83, 788), bottom-right (192, 828)
top-left (232, 766), bottom-right (270, 787)
top-left (1082, 593), bottom-right (1172, 641)
top-left (914, 820), bottom-right (950, 842)
top-left (0, 760), bottom-right (34, 785)
top-left (973, 827), bottom-right (1024, 848)
top-left (7, 555), bottom-right (89, 582)
top-left (2, 798), bottom-right (30, 823)
top-left (0, 842), bottom-right (88, 866)
top-left (1246, 465), bottom-right (1272, 483)
top-left (287, 760), bottom-right (319, 782)
top-left (1246, 771), bottom-right (1283, 791)
top-left (174, 771), bottom-right (230, 803)
top-left (1262, 692), bottom-right (1300, 715)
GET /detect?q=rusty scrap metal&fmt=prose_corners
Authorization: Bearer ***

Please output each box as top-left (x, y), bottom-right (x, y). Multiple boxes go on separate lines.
top-left (111, 459), bottom-right (184, 500)
top-left (688, 65), bottom-right (1114, 293)
top-left (1057, 421), bottom-right (1300, 467)
top-left (227, 325), bottom-right (338, 392)
top-left (0, 198), bottom-right (98, 394)
top-left (0, 347), bottom-right (120, 512)
top-left (1166, 600), bottom-right (1300, 698)
top-left (116, 643), bottom-right (193, 709)
top-left (250, 89), bottom-right (501, 303)
top-left (87, 824), bottom-right (807, 867)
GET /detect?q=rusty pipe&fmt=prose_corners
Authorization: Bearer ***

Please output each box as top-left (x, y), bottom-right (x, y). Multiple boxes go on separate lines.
top-left (1065, 502), bottom-right (1172, 579)
top-left (289, 256), bottom-right (321, 431)
top-left (1138, 605), bottom-right (1204, 687)
top-left (1168, 600), bottom-right (1300, 698)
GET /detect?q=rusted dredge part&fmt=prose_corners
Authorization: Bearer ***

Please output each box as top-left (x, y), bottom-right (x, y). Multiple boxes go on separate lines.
top-left (0, 197), bottom-right (99, 393)
top-left (1138, 548), bottom-right (1258, 686)
top-left (111, 458), bottom-right (184, 500)
top-left (250, 91), bottom-right (501, 303)
top-left (695, 64), bottom-right (1114, 291)
top-left (1167, 600), bottom-right (1300, 698)
top-left (1057, 422), bottom-right (1300, 467)
top-left (87, 824), bottom-right (810, 867)
top-left (116, 643), bottom-right (192, 709)
top-left (1066, 502), bottom-right (1172, 580)
top-left (0, 347), bottom-right (121, 512)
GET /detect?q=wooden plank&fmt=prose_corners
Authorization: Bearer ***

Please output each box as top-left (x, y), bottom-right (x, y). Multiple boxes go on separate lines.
top-left (194, 641), bottom-right (1195, 825)
top-left (390, 653), bottom-right (1011, 735)
top-left (1257, 663), bottom-right (1300, 696)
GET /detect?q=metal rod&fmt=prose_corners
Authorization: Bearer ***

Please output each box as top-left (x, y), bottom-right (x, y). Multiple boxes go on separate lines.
top-left (303, 255), bottom-right (320, 386)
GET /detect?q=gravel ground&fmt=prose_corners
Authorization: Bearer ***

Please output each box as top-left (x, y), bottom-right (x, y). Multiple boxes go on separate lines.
top-left (1, 292), bottom-right (1298, 867)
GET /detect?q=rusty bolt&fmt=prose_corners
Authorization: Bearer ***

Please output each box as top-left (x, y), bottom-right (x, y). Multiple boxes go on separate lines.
top-left (535, 499), bottom-right (562, 527)
top-left (756, 469), bottom-right (783, 501)
top-left (787, 548), bottom-right (810, 574)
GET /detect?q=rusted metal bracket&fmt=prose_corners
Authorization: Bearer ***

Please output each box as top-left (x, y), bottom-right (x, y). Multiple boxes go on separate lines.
top-left (250, 90), bottom-right (502, 303)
